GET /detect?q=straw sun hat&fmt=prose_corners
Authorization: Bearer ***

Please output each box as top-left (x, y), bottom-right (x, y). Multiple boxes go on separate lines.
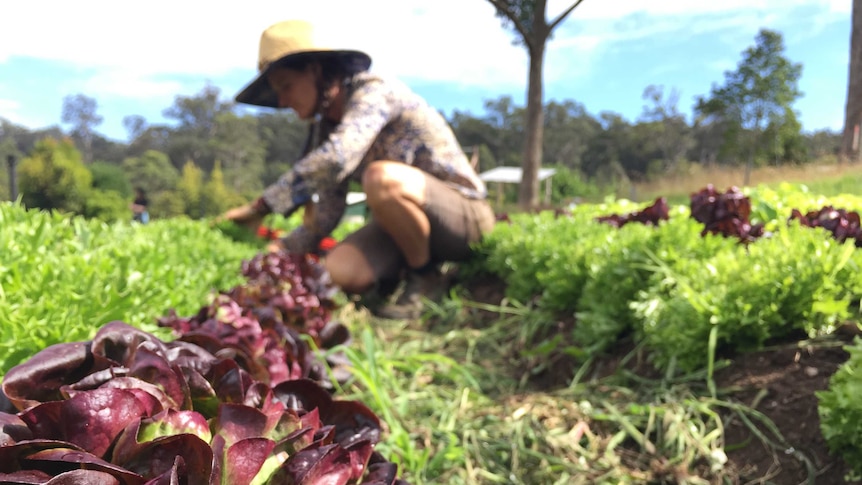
top-left (235, 20), bottom-right (372, 108)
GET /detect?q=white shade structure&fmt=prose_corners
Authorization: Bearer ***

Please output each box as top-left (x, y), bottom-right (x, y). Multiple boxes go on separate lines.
top-left (479, 166), bottom-right (557, 206)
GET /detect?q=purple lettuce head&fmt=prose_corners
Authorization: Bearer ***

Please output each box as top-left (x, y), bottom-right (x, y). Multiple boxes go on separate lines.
top-left (0, 252), bottom-right (409, 484)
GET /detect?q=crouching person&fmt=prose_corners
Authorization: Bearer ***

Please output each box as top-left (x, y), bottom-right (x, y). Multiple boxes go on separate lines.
top-left (221, 20), bottom-right (495, 319)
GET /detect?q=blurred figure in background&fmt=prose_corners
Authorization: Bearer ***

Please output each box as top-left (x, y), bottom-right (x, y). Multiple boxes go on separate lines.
top-left (131, 187), bottom-right (149, 224)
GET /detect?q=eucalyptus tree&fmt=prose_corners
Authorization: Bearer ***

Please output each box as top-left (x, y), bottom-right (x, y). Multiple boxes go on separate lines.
top-left (843, 0), bottom-right (862, 160)
top-left (543, 99), bottom-right (600, 172)
top-left (162, 84), bottom-right (233, 172)
top-left (486, 0), bottom-right (586, 209)
top-left (122, 115), bottom-right (148, 142)
top-left (210, 112), bottom-right (266, 195)
top-left (256, 111), bottom-right (308, 185)
top-left (639, 85), bottom-right (694, 174)
top-left (121, 149), bottom-right (180, 196)
top-left (61, 93), bottom-right (103, 163)
top-left (694, 29), bottom-right (802, 184)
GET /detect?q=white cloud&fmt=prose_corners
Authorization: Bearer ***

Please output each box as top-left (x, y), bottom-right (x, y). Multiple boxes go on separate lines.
top-left (0, 0), bottom-right (848, 107)
top-left (0, 97), bottom-right (50, 130)
top-left (560, 0), bottom-right (849, 19)
top-left (0, 98), bottom-right (20, 116)
top-left (550, 0), bottom-right (844, 51)
top-left (0, 1), bottom-right (519, 83)
top-left (80, 69), bottom-right (184, 99)
top-left (541, 0), bottom-right (847, 87)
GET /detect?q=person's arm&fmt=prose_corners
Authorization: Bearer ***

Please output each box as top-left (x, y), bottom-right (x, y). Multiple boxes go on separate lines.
top-left (260, 78), bottom-right (397, 216)
top-left (221, 197), bottom-right (271, 230)
top-left (278, 187), bottom-right (348, 254)
top-left (130, 196), bottom-right (148, 213)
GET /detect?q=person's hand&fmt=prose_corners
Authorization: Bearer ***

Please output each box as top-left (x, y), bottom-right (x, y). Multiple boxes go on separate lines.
top-left (218, 203), bottom-right (265, 231)
top-left (266, 239), bottom-right (284, 253)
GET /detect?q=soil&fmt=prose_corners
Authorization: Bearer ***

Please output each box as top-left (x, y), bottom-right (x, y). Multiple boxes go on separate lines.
top-left (457, 272), bottom-right (860, 485)
top-left (714, 340), bottom-right (855, 485)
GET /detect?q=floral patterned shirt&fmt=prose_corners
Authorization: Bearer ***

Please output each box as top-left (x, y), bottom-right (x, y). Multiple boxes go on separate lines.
top-left (261, 71), bottom-right (487, 254)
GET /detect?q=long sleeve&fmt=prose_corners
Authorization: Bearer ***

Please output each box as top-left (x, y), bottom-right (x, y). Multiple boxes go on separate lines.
top-left (260, 71), bottom-right (487, 222)
top-left (280, 185), bottom-right (348, 254)
top-left (261, 78), bottom-right (397, 216)
top-left (260, 170), bottom-right (312, 218)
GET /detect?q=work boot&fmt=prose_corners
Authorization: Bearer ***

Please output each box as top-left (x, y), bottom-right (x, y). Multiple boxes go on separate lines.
top-left (354, 278), bottom-right (400, 315)
top-left (374, 268), bottom-right (447, 320)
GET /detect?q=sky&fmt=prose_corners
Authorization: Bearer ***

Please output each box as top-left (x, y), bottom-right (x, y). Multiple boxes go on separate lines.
top-left (0, 0), bottom-right (851, 143)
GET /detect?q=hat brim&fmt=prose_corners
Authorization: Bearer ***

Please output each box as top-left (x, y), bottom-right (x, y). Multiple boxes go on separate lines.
top-left (235, 50), bottom-right (371, 108)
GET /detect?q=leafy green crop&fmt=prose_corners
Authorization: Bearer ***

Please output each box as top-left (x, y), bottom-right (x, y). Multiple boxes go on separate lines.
top-left (480, 211), bottom-right (555, 304)
top-left (536, 213), bottom-right (613, 313)
top-left (818, 338), bottom-right (862, 481)
top-left (265, 211), bottom-right (365, 242)
top-left (0, 203), bottom-right (257, 375)
top-left (480, 200), bottom-right (655, 309)
top-left (0, 288), bottom-right (406, 484)
top-left (633, 222), bottom-right (857, 371)
top-left (574, 212), bottom-right (684, 354)
top-left (748, 183), bottom-right (862, 229)
top-left (477, 189), bottom-right (862, 374)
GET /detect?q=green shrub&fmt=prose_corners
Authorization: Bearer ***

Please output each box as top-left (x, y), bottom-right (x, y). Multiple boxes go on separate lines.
top-left (89, 161), bottom-right (132, 197)
top-left (121, 150), bottom-right (179, 195)
top-left (18, 138), bottom-right (91, 213)
top-left (151, 190), bottom-right (186, 219)
top-left (82, 188), bottom-right (129, 222)
top-left (200, 163), bottom-right (247, 217)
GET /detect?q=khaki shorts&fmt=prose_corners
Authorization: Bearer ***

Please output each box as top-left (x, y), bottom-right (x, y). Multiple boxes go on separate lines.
top-left (341, 174), bottom-right (496, 282)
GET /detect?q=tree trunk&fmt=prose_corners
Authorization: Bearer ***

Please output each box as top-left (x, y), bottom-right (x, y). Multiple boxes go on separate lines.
top-left (744, 153), bottom-right (753, 186)
top-left (518, 28), bottom-right (547, 210)
top-left (843, 0), bottom-right (862, 161)
top-left (83, 134), bottom-right (93, 164)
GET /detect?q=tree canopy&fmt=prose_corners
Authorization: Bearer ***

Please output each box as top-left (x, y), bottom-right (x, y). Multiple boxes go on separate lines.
top-left (695, 29), bottom-right (803, 182)
top-left (61, 94), bottom-right (103, 163)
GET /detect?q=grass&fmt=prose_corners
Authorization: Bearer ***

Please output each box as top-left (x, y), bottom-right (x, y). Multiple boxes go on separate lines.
top-left (330, 291), bottom-right (761, 484)
top-left (630, 157), bottom-right (862, 205)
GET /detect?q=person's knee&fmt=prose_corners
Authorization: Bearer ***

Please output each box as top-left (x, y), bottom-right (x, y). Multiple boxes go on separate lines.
top-left (324, 248), bottom-right (375, 295)
top-left (362, 162), bottom-right (396, 204)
